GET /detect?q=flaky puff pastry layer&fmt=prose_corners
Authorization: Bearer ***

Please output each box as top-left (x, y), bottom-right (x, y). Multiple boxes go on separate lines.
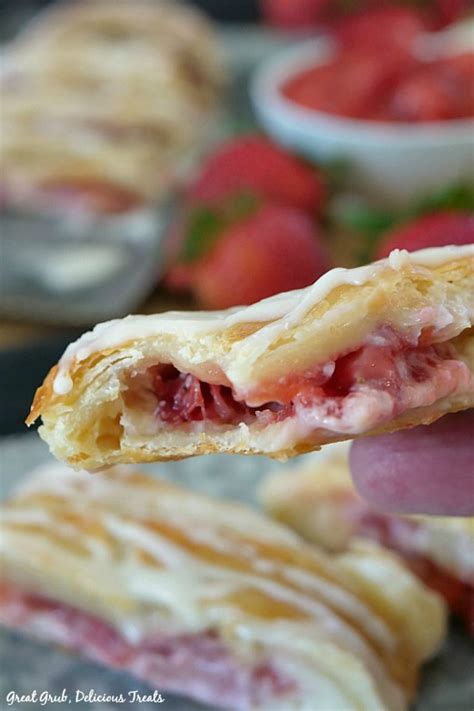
top-left (28, 246), bottom-right (474, 468)
top-left (0, 463), bottom-right (446, 711)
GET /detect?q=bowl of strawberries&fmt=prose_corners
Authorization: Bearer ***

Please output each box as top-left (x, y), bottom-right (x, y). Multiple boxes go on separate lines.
top-left (251, 9), bottom-right (474, 205)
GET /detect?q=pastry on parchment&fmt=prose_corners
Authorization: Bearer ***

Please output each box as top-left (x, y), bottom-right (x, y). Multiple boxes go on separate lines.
top-left (27, 245), bottom-right (474, 468)
top-left (0, 0), bottom-right (224, 214)
top-left (0, 463), bottom-right (446, 711)
top-left (260, 441), bottom-right (474, 632)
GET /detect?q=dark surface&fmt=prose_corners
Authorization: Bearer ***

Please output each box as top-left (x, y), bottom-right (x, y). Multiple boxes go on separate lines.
top-left (0, 0), bottom-right (261, 22)
top-left (0, 0), bottom-right (261, 43)
top-left (192, 0), bottom-right (260, 21)
top-left (0, 335), bottom-right (82, 436)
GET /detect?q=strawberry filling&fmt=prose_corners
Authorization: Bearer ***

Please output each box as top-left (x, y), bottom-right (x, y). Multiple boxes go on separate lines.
top-left (0, 583), bottom-right (296, 710)
top-left (150, 364), bottom-right (262, 425)
top-left (148, 333), bottom-right (470, 434)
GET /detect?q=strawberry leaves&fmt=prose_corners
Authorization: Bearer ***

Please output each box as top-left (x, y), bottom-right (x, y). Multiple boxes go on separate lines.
top-left (180, 191), bottom-right (261, 263)
top-left (181, 208), bottom-right (226, 263)
top-left (413, 183), bottom-right (474, 217)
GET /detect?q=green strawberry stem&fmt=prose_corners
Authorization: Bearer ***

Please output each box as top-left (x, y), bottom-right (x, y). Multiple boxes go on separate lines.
top-left (340, 182), bottom-right (474, 264)
top-left (180, 191), bottom-right (261, 263)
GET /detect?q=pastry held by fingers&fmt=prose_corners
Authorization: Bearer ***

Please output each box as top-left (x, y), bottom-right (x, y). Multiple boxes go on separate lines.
top-left (28, 245), bottom-right (474, 468)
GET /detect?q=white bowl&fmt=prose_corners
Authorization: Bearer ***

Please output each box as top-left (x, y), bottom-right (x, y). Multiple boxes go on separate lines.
top-left (251, 40), bottom-right (474, 206)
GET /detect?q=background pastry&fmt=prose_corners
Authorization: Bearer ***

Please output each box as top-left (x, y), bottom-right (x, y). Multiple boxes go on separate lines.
top-left (0, 463), bottom-right (446, 711)
top-left (0, 0), bottom-right (224, 215)
top-left (260, 441), bottom-right (474, 631)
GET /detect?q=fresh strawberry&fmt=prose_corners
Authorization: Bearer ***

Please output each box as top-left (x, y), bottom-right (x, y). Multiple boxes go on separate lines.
top-left (187, 135), bottom-right (326, 217)
top-left (389, 53), bottom-right (474, 122)
top-left (375, 212), bottom-right (474, 259)
top-left (192, 204), bottom-right (331, 309)
top-left (390, 70), bottom-right (457, 122)
top-left (261, 0), bottom-right (330, 28)
top-left (164, 194), bottom-right (262, 293)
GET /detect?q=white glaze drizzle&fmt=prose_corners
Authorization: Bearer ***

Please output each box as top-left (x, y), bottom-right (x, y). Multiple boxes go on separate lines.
top-left (51, 245), bottom-right (474, 395)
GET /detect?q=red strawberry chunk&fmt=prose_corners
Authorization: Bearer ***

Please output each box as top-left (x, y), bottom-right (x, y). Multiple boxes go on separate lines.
top-left (151, 365), bottom-right (256, 425)
top-left (389, 54), bottom-right (474, 122)
top-left (281, 29), bottom-right (473, 123)
top-left (430, 0), bottom-right (471, 28)
top-left (390, 73), bottom-right (455, 121)
top-left (324, 345), bottom-right (403, 397)
top-left (283, 50), bottom-right (413, 119)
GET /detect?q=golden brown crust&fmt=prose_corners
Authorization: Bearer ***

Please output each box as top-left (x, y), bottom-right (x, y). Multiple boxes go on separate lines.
top-left (26, 365), bottom-right (57, 426)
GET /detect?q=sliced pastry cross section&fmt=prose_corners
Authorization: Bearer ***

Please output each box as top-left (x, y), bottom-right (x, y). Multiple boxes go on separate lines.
top-left (27, 245), bottom-right (474, 467)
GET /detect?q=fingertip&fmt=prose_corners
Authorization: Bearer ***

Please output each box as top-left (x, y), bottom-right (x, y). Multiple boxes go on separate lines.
top-left (349, 438), bottom-right (412, 513)
top-left (349, 411), bottom-right (474, 516)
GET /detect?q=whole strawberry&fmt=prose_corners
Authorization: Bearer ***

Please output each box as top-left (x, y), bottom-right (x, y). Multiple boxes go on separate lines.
top-left (187, 135), bottom-right (326, 217)
top-left (376, 211), bottom-right (474, 259)
top-left (193, 203), bottom-right (331, 309)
